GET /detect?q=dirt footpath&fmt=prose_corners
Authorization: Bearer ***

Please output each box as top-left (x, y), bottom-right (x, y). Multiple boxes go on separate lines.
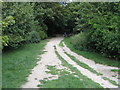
top-left (21, 37), bottom-right (119, 88)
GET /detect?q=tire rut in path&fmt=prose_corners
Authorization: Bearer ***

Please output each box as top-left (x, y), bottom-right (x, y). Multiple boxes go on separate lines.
top-left (55, 41), bottom-right (118, 88)
top-left (62, 42), bottom-right (119, 84)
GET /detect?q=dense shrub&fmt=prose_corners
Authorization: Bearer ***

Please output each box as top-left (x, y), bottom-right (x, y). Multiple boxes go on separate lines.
top-left (1, 16), bottom-right (15, 48)
top-left (70, 32), bottom-right (88, 50)
top-left (67, 2), bottom-right (120, 60)
top-left (87, 29), bottom-right (120, 59)
top-left (27, 31), bottom-right (41, 43)
top-left (70, 30), bottom-right (120, 60)
top-left (2, 3), bottom-right (37, 48)
top-left (39, 31), bottom-right (47, 40)
top-left (104, 32), bottom-right (120, 59)
top-left (8, 34), bottom-right (24, 47)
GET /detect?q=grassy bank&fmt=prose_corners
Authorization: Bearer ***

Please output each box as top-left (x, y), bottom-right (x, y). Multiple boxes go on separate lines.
top-left (2, 40), bottom-right (48, 88)
top-left (63, 37), bottom-right (119, 68)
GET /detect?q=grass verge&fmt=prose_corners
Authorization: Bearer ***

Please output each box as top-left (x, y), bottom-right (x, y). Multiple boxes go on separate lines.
top-left (45, 65), bottom-right (59, 75)
top-left (2, 40), bottom-right (49, 88)
top-left (102, 77), bottom-right (118, 86)
top-left (111, 69), bottom-right (120, 75)
top-left (64, 37), bottom-right (119, 67)
top-left (59, 40), bottom-right (64, 47)
top-left (38, 75), bottom-right (86, 88)
top-left (64, 52), bottom-right (102, 76)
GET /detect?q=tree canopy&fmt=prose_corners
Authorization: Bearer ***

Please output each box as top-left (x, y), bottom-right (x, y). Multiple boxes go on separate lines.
top-left (1, 2), bottom-right (120, 59)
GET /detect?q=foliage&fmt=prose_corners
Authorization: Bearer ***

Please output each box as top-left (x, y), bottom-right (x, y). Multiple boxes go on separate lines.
top-left (2, 3), bottom-right (37, 48)
top-left (34, 2), bottom-right (66, 35)
top-left (39, 30), bottom-right (47, 40)
top-left (26, 31), bottom-right (41, 43)
top-left (70, 32), bottom-right (88, 50)
top-left (2, 2), bottom-right (120, 59)
top-left (66, 2), bottom-right (120, 59)
top-left (2, 35), bottom-right (9, 46)
top-left (2, 16), bottom-right (15, 28)
top-left (1, 16), bottom-right (15, 48)
top-left (2, 2), bottom-right (64, 48)
top-left (87, 29), bottom-right (120, 59)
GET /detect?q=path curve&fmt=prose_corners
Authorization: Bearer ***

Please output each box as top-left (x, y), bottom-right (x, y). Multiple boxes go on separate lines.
top-left (21, 36), bottom-right (118, 88)
top-left (21, 37), bottom-right (64, 88)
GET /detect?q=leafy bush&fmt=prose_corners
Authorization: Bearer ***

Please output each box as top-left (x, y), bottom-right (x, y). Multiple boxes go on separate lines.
top-left (27, 31), bottom-right (41, 43)
top-left (70, 32), bottom-right (88, 50)
top-left (8, 34), bottom-right (24, 48)
top-left (2, 35), bottom-right (9, 46)
top-left (2, 3), bottom-right (39, 48)
top-left (70, 29), bottom-right (120, 60)
top-left (87, 29), bottom-right (110, 51)
top-left (67, 2), bottom-right (120, 60)
top-left (86, 29), bottom-right (120, 59)
top-left (2, 16), bottom-right (15, 28)
top-left (102, 31), bottom-right (120, 59)
top-left (1, 16), bottom-right (15, 48)
top-left (39, 30), bottom-right (47, 40)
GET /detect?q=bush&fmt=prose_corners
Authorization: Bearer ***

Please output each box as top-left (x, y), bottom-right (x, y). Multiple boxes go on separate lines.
top-left (70, 30), bottom-right (120, 60)
top-left (8, 34), bottom-right (24, 48)
top-left (102, 31), bottom-right (120, 59)
top-left (67, 2), bottom-right (120, 60)
top-left (2, 3), bottom-right (39, 47)
top-left (39, 30), bottom-right (47, 40)
top-left (2, 35), bottom-right (9, 47)
top-left (70, 32), bottom-right (88, 50)
top-left (27, 31), bottom-right (41, 43)
top-left (87, 29), bottom-right (109, 51)
top-left (87, 29), bottom-right (120, 59)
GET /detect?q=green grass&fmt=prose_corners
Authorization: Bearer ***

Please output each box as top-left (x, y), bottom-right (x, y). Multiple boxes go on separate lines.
top-left (64, 52), bottom-right (102, 76)
top-left (2, 40), bottom-right (49, 88)
top-left (45, 65), bottom-right (59, 75)
top-left (54, 50), bottom-right (103, 88)
top-left (112, 75), bottom-right (117, 77)
top-left (46, 65), bottom-right (75, 76)
top-left (64, 37), bottom-right (119, 67)
top-left (39, 63), bottom-right (84, 88)
top-left (102, 77), bottom-right (118, 86)
top-left (59, 40), bottom-right (64, 47)
top-left (38, 47), bottom-right (103, 88)
top-left (38, 75), bottom-right (86, 88)
top-left (111, 69), bottom-right (120, 74)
